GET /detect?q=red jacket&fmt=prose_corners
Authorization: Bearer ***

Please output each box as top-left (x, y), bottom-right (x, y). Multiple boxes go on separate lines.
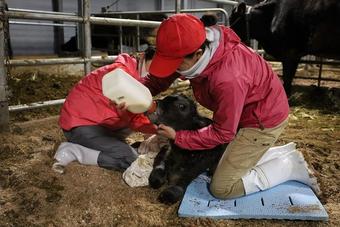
top-left (142, 26), bottom-right (289, 150)
top-left (59, 54), bottom-right (157, 134)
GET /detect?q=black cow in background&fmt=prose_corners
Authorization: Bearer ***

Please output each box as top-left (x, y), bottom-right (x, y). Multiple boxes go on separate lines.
top-left (61, 13), bottom-right (167, 54)
top-left (229, 0), bottom-right (340, 96)
top-left (147, 95), bottom-right (226, 205)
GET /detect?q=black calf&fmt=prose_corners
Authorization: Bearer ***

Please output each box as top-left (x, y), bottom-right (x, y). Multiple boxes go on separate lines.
top-left (147, 94), bottom-right (226, 205)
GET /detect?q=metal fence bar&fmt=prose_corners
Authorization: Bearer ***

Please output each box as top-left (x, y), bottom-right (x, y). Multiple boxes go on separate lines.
top-left (0, 0), bottom-right (9, 131)
top-left (8, 7), bottom-right (77, 16)
top-left (136, 14), bottom-right (140, 51)
top-left (119, 15), bottom-right (123, 53)
top-left (83, 0), bottom-right (91, 74)
top-left (6, 11), bottom-right (83, 22)
top-left (265, 58), bottom-right (340, 66)
top-left (101, 8), bottom-right (229, 25)
top-left (199, 0), bottom-right (238, 6)
top-left (6, 11), bottom-right (165, 27)
top-left (89, 17), bottom-right (160, 27)
top-left (318, 59), bottom-right (323, 87)
top-left (9, 99), bottom-right (65, 112)
top-left (7, 55), bottom-right (117, 66)
top-left (292, 76), bottom-right (340, 83)
top-left (7, 11), bottom-right (161, 27)
top-left (10, 21), bottom-right (76, 27)
top-left (175, 0), bottom-right (181, 13)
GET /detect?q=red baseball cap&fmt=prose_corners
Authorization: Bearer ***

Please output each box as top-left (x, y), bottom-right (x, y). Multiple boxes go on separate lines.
top-left (149, 14), bottom-right (206, 78)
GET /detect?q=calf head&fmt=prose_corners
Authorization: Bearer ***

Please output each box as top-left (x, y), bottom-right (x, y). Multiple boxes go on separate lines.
top-left (147, 94), bottom-right (211, 131)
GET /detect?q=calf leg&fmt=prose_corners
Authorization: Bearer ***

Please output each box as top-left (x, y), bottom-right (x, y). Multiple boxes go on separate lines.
top-left (158, 162), bottom-right (208, 204)
top-left (149, 145), bottom-right (171, 189)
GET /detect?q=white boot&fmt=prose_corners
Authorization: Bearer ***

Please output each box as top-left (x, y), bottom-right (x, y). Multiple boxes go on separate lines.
top-left (256, 142), bottom-right (296, 165)
top-left (242, 148), bottom-right (321, 196)
top-left (52, 142), bottom-right (100, 174)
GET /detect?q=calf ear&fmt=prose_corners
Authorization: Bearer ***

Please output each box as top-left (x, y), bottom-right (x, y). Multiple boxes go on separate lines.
top-left (236, 2), bottom-right (247, 15)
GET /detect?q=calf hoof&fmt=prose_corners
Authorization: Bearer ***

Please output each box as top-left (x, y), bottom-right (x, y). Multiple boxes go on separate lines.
top-left (158, 186), bottom-right (184, 205)
top-left (149, 168), bottom-right (166, 189)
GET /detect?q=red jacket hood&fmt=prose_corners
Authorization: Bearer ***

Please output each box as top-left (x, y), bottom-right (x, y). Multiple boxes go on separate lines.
top-left (114, 53), bottom-right (140, 81)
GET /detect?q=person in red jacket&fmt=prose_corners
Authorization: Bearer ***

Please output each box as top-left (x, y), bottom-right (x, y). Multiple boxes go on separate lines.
top-left (54, 49), bottom-right (157, 173)
top-left (142, 14), bottom-right (320, 198)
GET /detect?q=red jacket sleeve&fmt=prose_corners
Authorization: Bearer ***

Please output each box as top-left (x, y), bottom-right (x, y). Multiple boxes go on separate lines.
top-left (141, 73), bottom-right (179, 96)
top-left (174, 77), bottom-right (249, 150)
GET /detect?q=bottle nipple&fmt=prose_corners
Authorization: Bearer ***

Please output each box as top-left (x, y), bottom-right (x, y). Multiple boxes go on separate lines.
top-left (146, 101), bottom-right (157, 114)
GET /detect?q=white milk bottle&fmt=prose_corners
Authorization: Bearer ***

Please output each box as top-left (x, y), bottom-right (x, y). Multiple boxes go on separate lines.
top-left (102, 68), bottom-right (154, 114)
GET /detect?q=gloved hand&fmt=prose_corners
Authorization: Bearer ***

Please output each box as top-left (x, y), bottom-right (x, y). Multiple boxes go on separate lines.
top-left (137, 134), bottom-right (169, 154)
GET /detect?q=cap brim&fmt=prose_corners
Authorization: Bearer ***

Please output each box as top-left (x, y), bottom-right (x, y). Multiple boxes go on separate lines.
top-left (149, 52), bottom-right (183, 78)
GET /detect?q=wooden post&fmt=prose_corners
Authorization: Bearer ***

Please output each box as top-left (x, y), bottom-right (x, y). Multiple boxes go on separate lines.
top-left (0, 0), bottom-right (9, 132)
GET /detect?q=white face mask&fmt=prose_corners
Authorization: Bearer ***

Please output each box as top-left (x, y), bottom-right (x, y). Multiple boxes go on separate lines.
top-left (176, 26), bottom-right (221, 80)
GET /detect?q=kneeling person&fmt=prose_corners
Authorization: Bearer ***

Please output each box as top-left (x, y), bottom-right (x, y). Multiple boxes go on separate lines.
top-left (54, 49), bottom-right (157, 173)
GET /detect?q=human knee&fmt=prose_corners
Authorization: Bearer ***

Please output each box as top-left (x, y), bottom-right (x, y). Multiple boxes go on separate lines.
top-left (209, 179), bottom-right (245, 199)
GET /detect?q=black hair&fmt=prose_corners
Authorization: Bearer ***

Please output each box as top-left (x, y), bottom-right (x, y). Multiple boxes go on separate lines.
top-left (200, 14), bottom-right (218, 27)
top-left (184, 14), bottom-right (218, 59)
top-left (184, 40), bottom-right (210, 59)
top-left (144, 46), bottom-right (156, 61)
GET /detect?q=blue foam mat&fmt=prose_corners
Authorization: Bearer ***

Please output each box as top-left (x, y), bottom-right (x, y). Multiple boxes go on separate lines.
top-left (178, 175), bottom-right (328, 221)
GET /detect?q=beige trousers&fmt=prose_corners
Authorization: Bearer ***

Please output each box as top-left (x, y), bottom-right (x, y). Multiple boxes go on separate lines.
top-left (209, 118), bottom-right (288, 199)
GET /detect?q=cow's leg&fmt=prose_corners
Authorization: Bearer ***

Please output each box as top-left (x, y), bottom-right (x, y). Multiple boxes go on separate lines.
top-left (282, 58), bottom-right (299, 97)
top-left (148, 145), bottom-right (171, 189)
top-left (158, 164), bottom-right (207, 204)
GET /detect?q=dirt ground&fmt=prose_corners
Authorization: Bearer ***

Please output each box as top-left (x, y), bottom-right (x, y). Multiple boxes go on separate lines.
top-left (0, 65), bottom-right (339, 226)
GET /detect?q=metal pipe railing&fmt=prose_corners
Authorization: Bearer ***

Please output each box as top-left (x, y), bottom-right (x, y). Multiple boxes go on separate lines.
top-left (6, 10), bottom-right (161, 27)
top-left (10, 21), bottom-right (76, 27)
top-left (120, 15), bottom-right (125, 53)
top-left (175, 0), bottom-right (181, 13)
top-left (8, 7), bottom-right (77, 16)
top-left (99, 8), bottom-right (229, 25)
top-left (136, 14), bottom-right (140, 51)
top-left (83, 0), bottom-right (91, 74)
top-left (89, 16), bottom-right (160, 27)
top-left (7, 55), bottom-right (117, 66)
top-left (9, 99), bottom-right (65, 112)
top-left (199, 0), bottom-right (238, 6)
top-left (6, 11), bottom-right (83, 22)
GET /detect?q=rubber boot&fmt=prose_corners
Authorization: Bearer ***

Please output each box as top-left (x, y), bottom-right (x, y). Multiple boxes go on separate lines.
top-left (256, 142), bottom-right (296, 165)
top-left (52, 142), bottom-right (100, 174)
top-left (242, 149), bottom-right (320, 196)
